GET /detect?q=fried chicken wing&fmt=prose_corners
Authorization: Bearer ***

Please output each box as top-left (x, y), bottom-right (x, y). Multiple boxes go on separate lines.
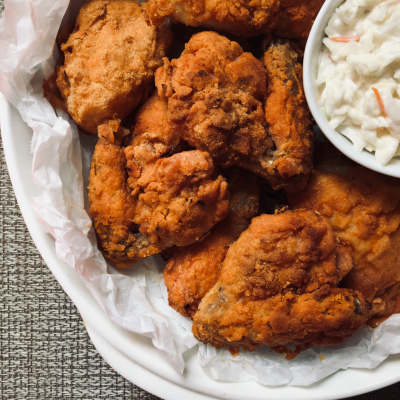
top-left (156, 32), bottom-right (313, 192)
top-left (192, 210), bottom-right (369, 358)
top-left (144, 0), bottom-right (325, 40)
top-left (288, 166), bottom-right (400, 323)
top-left (262, 38), bottom-right (313, 191)
top-left (164, 168), bottom-right (259, 318)
top-left (89, 114), bottom-right (229, 268)
top-left (88, 121), bottom-right (161, 268)
top-left (56, 0), bottom-right (173, 134)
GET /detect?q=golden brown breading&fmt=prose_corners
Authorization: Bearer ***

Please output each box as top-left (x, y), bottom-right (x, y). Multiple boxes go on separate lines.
top-left (288, 167), bottom-right (400, 323)
top-left (144, 0), bottom-right (325, 40)
top-left (88, 121), bottom-right (161, 268)
top-left (164, 168), bottom-right (259, 318)
top-left (56, 0), bottom-right (173, 134)
top-left (156, 32), bottom-right (313, 192)
top-left (262, 38), bottom-right (313, 192)
top-left (192, 210), bottom-right (369, 358)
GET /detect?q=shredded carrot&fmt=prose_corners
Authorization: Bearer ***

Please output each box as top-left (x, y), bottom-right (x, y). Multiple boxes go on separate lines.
top-left (330, 36), bottom-right (360, 43)
top-left (371, 87), bottom-right (389, 117)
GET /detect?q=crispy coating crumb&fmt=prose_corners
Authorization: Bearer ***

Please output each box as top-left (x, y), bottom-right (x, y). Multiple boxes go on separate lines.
top-left (88, 121), bottom-right (161, 268)
top-left (164, 168), bottom-right (259, 318)
top-left (156, 32), bottom-right (313, 192)
top-left (288, 167), bottom-right (400, 323)
top-left (192, 210), bottom-right (369, 357)
top-left (262, 38), bottom-right (313, 192)
top-left (144, 0), bottom-right (324, 40)
top-left (56, 0), bottom-right (173, 133)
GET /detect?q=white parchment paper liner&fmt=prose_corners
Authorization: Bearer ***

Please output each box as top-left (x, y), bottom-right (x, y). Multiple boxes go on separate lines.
top-left (1, 0), bottom-right (400, 386)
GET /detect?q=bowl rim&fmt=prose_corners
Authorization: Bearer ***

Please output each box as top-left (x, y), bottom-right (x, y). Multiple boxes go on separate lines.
top-left (303, 0), bottom-right (400, 178)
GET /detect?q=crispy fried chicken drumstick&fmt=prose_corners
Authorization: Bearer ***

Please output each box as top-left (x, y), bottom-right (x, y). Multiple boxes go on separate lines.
top-left (56, 0), bottom-right (173, 134)
top-left (164, 168), bottom-right (259, 318)
top-left (144, 0), bottom-right (325, 40)
top-left (192, 210), bottom-right (369, 358)
top-left (288, 164), bottom-right (400, 324)
top-left (156, 32), bottom-right (313, 192)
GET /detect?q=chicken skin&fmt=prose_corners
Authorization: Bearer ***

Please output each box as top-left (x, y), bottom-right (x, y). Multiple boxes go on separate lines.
top-left (192, 210), bottom-right (369, 358)
top-left (144, 0), bottom-right (325, 40)
top-left (164, 168), bottom-right (259, 318)
top-left (288, 166), bottom-right (400, 324)
top-left (156, 32), bottom-right (313, 192)
top-left (56, 0), bottom-right (173, 134)
top-left (89, 116), bottom-right (229, 268)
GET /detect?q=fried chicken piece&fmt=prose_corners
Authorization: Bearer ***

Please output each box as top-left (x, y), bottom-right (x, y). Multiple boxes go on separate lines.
top-left (144, 0), bottom-right (325, 40)
top-left (155, 32), bottom-right (271, 168)
top-left (56, 0), bottom-right (173, 134)
top-left (88, 120), bottom-right (161, 268)
top-left (288, 167), bottom-right (400, 322)
top-left (156, 32), bottom-right (312, 192)
top-left (192, 210), bottom-right (369, 358)
top-left (164, 168), bottom-right (259, 318)
top-left (262, 38), bottom-right (313, 191)
top-left (89, 118), bottom-right (230, 268)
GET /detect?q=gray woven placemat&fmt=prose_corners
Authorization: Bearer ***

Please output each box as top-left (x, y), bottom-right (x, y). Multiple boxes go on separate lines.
top-left (0, 2), bottom-right (400, 399)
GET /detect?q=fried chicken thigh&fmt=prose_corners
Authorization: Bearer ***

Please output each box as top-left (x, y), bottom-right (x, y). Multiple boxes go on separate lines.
top-left (56, 0), bottom-right (173, 134)
top-left (144, 0), bottom-right (325, 40)
top-left (164, 168), bottom-right (259, 318)
top-left (192, 210), bottom-right (369, 358)
top-left (288, 167), bottom-right (400, 324)
top-left (156, 31), bottom-right (313, 192)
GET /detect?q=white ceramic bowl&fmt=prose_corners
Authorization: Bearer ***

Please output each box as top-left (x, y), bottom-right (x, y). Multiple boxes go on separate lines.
top-left (303, 0), bottom-right (400, 177)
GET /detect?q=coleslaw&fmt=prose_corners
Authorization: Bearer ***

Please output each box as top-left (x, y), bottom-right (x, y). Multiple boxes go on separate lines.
top-left (318, 0), bottom-right (400, 165)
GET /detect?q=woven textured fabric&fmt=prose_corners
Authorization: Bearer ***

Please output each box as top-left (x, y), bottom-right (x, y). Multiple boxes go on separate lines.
top-left (0, 2), bottom-right (400, 399)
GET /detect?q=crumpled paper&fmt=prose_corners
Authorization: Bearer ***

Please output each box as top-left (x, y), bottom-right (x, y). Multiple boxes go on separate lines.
top-left (0, 0), bottom-right (400, 386)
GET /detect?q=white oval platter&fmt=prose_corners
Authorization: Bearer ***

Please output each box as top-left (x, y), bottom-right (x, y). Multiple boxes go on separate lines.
top-left (1, 94), bottom-right (400, 400)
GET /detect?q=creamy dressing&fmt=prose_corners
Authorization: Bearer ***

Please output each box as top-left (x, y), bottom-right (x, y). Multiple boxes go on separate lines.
top-left (318, 0), bottom-right (400, 165)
